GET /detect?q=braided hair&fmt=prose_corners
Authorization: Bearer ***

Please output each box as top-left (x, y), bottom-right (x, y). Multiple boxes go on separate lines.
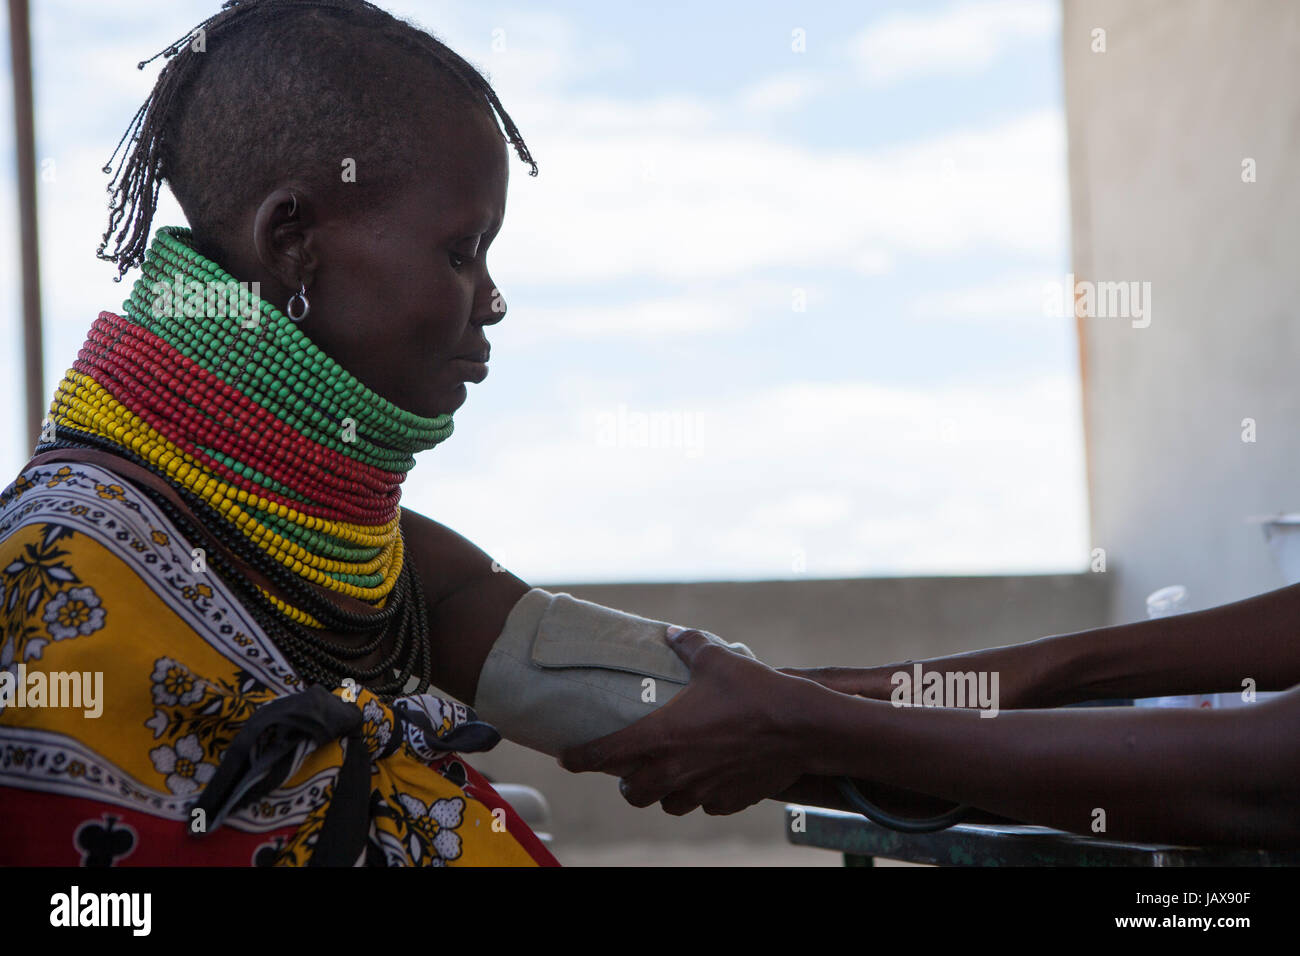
top-left (99, 0), bottom-right (538, 281)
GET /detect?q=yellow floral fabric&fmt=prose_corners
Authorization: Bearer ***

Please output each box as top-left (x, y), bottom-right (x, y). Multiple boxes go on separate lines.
top-left (0, 461), bottom-right (556, 866)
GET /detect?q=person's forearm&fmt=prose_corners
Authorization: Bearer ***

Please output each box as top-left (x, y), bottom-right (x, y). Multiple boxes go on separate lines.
top-left (879, 581), bottom-right (1300, 708)
top-left (794, 684), bottom-right (1300, 846)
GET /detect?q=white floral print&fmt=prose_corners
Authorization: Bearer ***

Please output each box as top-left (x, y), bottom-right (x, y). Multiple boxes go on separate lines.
top-left (42, 586), bottom-right (106, 640)
top-left (151, 657), bottom-right (204, 706)
top-left (149, 733), bottom-right (216, 795)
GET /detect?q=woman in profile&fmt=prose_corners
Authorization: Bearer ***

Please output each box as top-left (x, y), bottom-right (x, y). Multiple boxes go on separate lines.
top-left (0, 0), bottom-right (557, 866)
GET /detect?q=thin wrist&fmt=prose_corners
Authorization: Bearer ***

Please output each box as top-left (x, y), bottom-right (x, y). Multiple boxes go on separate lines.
top-left (787, 682), bottom-right (878, 777)
top-left (1031, 627), bottom-right (1126, 705)
top-left (770, 678), bottom-right (831, 776)
top-left (959, 635), bottom-right (1082, 709)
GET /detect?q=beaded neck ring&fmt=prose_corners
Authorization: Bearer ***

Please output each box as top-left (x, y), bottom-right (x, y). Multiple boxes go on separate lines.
top-left (40, 226), bottom-right (456, 699)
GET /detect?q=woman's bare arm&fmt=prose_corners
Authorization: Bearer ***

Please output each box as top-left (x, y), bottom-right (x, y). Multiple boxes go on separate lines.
top-left (400, 507), bottom-right (529, 706)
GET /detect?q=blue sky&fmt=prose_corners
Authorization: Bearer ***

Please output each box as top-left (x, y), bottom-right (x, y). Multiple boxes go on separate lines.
top-left (0, 0), bottom-right (1088, 583)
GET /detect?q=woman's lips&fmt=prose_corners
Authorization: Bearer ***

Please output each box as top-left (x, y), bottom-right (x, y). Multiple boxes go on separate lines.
top-left (452, 357), bottom-right (489, 383)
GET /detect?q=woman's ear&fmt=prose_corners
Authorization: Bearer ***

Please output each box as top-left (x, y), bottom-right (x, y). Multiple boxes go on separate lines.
top-left (251, 187), bottom-right (317, 294)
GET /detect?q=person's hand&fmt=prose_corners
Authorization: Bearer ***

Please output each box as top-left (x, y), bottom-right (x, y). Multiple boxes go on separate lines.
top-left (558, 626), bottom-right (824, 816)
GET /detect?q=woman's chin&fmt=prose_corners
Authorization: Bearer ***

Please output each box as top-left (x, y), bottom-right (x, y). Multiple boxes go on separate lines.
top-left (424, 382), bottom-right (467, 418)
top-left (393, 380), bottom-right (468, 419)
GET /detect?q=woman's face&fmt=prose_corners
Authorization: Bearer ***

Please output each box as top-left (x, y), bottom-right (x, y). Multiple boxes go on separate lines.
top-left (277, 107), bottom-right (511, 420)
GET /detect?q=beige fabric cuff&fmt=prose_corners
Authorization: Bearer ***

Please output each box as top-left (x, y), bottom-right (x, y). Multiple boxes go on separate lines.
top-left (472, 587), bottom-right (755, 756)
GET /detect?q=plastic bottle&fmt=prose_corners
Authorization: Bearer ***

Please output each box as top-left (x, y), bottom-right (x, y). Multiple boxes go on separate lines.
top-left (1133, 585), bottom-right (1215, 708)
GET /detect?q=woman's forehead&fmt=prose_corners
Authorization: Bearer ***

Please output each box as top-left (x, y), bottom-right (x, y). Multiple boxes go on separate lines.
top-left (405, 120), bottom-right (509, 234)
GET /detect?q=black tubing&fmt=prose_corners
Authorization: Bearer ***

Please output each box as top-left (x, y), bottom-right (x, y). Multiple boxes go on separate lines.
top-left (835, 777), bottom-right (970, 833)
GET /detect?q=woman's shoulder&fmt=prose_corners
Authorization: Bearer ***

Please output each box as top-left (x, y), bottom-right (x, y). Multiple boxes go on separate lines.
top-left (2, 458), bottom-right (157, 549)
top-left (1, 456), bottom-right (300, 690)
top-left (1, 458), bottom-right (185, 641)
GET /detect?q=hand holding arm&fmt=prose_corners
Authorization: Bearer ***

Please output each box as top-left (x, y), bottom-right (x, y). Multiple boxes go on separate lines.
top-left (563, 628), bottom-right (1300, 846)
top-left (561, 627), bottom-right (813, 816)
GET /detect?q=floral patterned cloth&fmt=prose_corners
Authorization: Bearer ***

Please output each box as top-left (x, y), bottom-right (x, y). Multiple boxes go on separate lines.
top-left (0, 460), bottom-right (557, 866)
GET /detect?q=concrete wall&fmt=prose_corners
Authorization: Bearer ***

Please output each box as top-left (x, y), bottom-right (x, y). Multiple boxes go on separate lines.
top-left (468, 572), bottom-right (1110, 847)
top-left (1063, 0), bottom-right (1300, 620)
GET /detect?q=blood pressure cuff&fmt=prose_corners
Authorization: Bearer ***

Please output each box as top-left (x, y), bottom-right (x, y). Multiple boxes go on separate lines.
top-left (472, 587), bottom-right (756, 757)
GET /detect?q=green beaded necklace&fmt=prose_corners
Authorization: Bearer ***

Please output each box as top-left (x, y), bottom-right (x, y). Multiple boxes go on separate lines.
top-left (127, 226), bottom-right (455, 468)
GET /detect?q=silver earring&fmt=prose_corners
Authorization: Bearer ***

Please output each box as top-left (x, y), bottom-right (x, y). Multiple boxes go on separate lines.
top-left (287, 282), bottom-right (310, 323)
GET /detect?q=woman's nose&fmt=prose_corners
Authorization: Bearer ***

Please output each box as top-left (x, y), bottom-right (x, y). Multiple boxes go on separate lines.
top-left (477, 280), bottom-right (506, 325)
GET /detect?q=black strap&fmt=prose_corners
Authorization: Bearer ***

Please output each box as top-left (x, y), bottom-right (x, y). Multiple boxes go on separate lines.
top-left (192, 685), bottom-right (371, 865)
top-left (192, 685), bottom-right (510, 865)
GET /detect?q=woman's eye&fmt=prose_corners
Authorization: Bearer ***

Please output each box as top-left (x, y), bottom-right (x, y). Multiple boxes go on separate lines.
top-left (449, 251), bottom-right (468, 270)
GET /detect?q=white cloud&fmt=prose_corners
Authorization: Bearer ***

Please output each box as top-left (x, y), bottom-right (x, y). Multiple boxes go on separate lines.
top-left (853, 247), bottom-right (895, 276)
top-left (908, 272), bottom-right (1062, 323)
top-left (737, 71), bottom-right (827, 114)
top-left (493, 107), bottom-right (1067, 285)
top-left (498, 277), bottom-right (807, 346)
top-left (410, 373), bottom-right (1089, 582)
top-left (849, 0), bottom-right (1058, 87)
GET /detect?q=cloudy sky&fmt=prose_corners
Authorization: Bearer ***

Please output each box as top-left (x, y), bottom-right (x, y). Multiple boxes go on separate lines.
top-left (0, 0), bottom-right (1088, 583)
